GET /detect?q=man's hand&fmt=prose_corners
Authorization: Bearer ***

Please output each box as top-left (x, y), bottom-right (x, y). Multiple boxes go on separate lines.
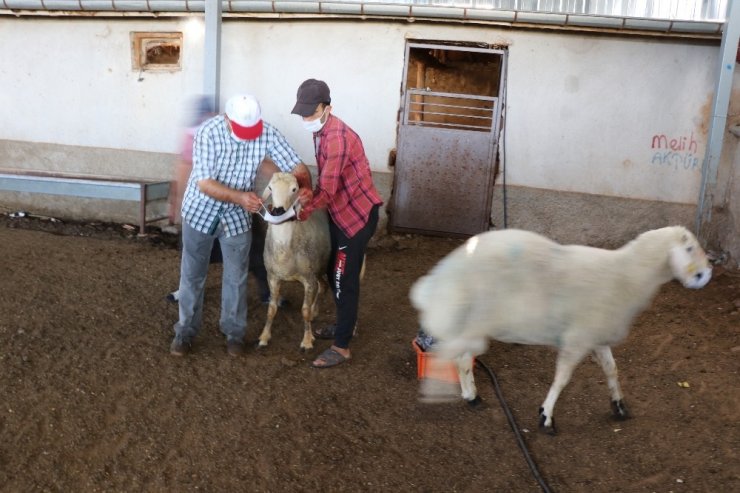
top-left (297, 207), bottom-right (312, 222)
top-left (198, 179), bottom-right (262, 213)
top-left (238, 191), bottom-right (263, 214)
top-left (297, 187), bottom-right (313, 207)
top-left (293, 163), bottom-right (313, 189)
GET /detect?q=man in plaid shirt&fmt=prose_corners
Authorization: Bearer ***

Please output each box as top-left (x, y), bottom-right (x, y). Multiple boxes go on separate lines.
top-left (171, 93), bottom-right (311, 357)
top-left (292, 79), bottom-right (383, 368)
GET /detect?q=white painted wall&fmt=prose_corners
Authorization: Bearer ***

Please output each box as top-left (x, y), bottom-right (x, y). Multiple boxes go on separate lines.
top-left (0, 17), bottom-right (720, 206)
top-left (0, 18), bottom-right (201, 155)
top-left (505, 35), bottom-right (716, 204)
top-left (217, 20), bottom-right (406, 177)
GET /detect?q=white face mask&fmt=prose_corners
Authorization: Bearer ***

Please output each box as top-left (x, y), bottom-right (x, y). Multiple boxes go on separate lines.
top-left (302, 107), bottom-right (328, 133)
top-left (258, 200), bottom-right (299, 225)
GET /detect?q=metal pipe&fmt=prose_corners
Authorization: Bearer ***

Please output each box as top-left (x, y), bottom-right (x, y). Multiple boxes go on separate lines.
top-left (204, 0), bottom-right (221, 111)
top-left (694, 0), bottom-right (740, 238)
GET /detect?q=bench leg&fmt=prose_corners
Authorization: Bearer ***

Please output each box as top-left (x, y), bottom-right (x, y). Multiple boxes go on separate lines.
top-left (139, 186), bottom-right (147, 235)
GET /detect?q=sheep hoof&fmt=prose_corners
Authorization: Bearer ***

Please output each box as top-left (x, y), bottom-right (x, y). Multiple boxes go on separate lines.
top-left (466, 396), bottom-right (484, 410)
top-left (538, 408), bottom-right (557, 435)
top-left (611, 399), bottom-right (631, 420)
top-left (539, 424), bottom-right (557, 436)
top-left (255, 342), bottom-right (267, 350)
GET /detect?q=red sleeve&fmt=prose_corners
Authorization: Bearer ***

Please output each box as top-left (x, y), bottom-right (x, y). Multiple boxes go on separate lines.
top-left (305, 129), bottom-right (346, 213)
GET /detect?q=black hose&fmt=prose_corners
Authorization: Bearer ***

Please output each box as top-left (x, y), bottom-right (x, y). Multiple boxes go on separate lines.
top-left (475, 359), bottom-right (553, 493)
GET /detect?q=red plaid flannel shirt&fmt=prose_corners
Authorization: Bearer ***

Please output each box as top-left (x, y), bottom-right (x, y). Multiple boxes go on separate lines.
top-left (302, 114), bottom-right (383, 238)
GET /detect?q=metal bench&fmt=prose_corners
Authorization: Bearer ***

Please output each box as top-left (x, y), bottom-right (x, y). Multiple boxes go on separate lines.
top-left (0, 168), bottom-right (170, 235)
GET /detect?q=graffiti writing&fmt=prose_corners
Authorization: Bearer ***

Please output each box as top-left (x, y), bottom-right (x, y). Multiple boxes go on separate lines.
top-left (650, 132), bottom-right (700, 171)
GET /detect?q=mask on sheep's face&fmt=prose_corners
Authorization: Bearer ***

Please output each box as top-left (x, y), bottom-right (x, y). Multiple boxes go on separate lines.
top-left (258, 202), bottom-right (297, 225)
top-left (669, 236), bottom-right (712, 289)
top-left (259, 175), bottom-right (300, 225)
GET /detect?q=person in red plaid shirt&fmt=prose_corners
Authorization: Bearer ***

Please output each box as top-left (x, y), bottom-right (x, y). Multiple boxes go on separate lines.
top-left (292, 79), bottom-right (383, 369)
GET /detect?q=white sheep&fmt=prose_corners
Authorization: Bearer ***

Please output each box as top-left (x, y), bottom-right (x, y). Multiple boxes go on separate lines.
top-left (257, 172), bottom-right (330, 351)
top-left (409, 226), bottom-right (712, 434)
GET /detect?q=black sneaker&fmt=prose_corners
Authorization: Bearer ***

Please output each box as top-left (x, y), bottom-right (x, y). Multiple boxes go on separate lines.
top-left (165, 290), bottom-right (179, 304)
top-left (170, 335), bottom-right (191, 356)
top-left (226, 339), bottom-right (245, 357)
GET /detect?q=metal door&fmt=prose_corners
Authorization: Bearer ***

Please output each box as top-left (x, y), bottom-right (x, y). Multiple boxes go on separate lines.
top-left (391, 45), bottom-right (505, 237)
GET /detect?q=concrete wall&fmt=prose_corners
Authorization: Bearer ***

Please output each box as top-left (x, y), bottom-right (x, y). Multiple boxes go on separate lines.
top-left (1, 16), bottom-right (735, 253)
top-left (505, 35), bottom-right (715, 204)
top-left (490, 185), bottom-right (697, 248)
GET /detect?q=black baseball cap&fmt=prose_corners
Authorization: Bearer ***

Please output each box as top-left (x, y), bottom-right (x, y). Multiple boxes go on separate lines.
top-left (291, 79), bottom-right (331, 117)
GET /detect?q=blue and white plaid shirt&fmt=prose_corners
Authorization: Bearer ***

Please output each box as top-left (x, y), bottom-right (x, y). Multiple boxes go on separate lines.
top-left (182, 115), bottom-right (302, 237)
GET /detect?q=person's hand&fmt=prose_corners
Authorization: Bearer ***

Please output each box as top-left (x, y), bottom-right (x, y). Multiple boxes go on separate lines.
top-left (297, 187), bottom-right (313, 207)
top-left (167, 204), bottom-right (177, 225)
top-left (239, 191), bottom-right (263, 214)
top-left (297, 207), bottom-right (311, 222)
top-left (167, 184), bottom-right (182, 225)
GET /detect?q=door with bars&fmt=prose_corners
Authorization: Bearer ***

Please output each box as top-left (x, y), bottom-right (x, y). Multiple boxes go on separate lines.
top-left (391, 43), bottom-right (505, 236)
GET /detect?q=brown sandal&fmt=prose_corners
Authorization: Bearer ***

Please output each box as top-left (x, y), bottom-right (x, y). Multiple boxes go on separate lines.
top-left (311, 347), bottom-right (351, 369)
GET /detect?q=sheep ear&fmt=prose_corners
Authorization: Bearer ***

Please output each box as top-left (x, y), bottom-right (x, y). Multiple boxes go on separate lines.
top-left (261, 185), bottom-right (272, 201)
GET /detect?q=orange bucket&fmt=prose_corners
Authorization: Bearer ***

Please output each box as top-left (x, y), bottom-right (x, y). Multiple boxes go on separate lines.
top-left (412, 340), bottom-right (461, 383)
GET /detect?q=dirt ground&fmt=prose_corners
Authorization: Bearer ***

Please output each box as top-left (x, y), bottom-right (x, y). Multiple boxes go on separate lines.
top-left (0, 214), bottom-right (738, 492)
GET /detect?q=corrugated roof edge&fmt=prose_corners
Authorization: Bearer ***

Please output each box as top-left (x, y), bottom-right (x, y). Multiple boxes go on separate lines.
top-left (0, 1), bottom-right (724, 38)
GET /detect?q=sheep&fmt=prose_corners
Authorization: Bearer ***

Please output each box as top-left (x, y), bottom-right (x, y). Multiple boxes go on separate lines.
top-left (257, 172), bottom-right (330, 351)
top-left (409, 226), bottom-right (712, 434)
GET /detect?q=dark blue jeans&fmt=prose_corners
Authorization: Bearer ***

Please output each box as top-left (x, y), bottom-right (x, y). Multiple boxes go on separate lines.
top-left (327, 205), bottom-right (379, 349)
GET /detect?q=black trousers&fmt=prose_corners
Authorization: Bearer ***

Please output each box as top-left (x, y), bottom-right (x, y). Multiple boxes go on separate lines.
top-left (327, 205), bottom-right (379, 349)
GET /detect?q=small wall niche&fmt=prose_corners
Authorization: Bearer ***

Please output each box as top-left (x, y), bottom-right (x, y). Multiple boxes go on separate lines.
top-left (131, 32), bottom-right (182, 72)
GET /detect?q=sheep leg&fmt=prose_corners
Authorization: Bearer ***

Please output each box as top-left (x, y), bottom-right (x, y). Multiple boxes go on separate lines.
top-left (258, 277), bottom-right (282, 348)
top-left (299, 279), bottom-right (318, 351)
top-left (456, 353), bottom-right (482, 407)
top-left (592, 345), bottom-right (630, 420)
top-left (539, 346), bottom-right (589, 435)
top-left (310, 279), bottom-right (323, 319)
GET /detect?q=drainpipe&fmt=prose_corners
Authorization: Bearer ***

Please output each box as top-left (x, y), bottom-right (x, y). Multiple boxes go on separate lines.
top-left (204, 0), bottom-right (221, 111)
top-left (694, 0), bottom-right (740, 240)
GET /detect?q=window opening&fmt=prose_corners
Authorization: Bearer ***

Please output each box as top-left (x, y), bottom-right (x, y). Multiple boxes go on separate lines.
top-left (131, 32), bottom-right (182, 72)
top-left (405, 44), bottom-right (502, 132)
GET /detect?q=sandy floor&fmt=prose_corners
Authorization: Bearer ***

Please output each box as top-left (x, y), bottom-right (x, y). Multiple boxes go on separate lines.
top-left (0, 215), bottom-right (738, 492)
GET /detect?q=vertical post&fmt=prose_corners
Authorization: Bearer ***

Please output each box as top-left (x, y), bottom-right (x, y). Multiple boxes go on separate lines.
top-left (413, 61), bottom-right (424, 122)
top-left (204, 0), bottom-right (222, 111)
top-left (695, 0), bottom-right (740, 239)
